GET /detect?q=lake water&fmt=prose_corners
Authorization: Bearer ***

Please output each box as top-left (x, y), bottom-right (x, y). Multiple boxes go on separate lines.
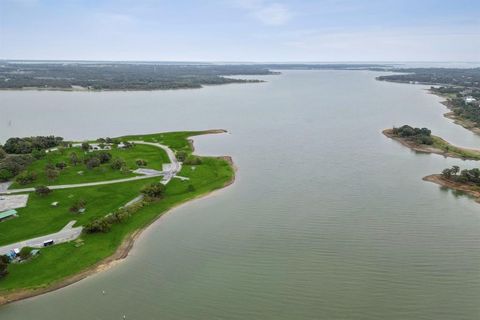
top-left (1, 70), bottom-right (480, 319)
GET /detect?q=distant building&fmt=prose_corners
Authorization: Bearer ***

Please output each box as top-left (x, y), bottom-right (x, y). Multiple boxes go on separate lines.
top-left (464, 96), bottom-right (476, 104)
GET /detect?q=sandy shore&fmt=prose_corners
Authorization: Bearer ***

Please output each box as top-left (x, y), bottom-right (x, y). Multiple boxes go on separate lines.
top-left (0, 136), bottom-right (236, 306)
top-left (423, 174), bottom-right (480, 203)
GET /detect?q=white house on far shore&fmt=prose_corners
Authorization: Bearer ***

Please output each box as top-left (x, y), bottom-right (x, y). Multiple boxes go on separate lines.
top-left (464, 96), bottom-right (476, 104)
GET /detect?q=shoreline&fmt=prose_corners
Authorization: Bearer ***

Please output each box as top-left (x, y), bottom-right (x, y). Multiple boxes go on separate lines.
top-left (382, 129), bottom-right (480, 160)
top-left (0, 139), bottom-right (236, 306)
top-left (423, 174), bottom-right (480, 203)
top-left (427, 89), bottom-right (480, 135)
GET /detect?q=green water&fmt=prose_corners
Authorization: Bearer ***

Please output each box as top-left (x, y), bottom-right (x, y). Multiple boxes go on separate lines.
top-left (0, 70), bottom-right (479, 319)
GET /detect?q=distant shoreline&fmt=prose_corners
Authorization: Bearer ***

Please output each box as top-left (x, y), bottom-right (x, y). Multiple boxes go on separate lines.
top-left (382, 128), bottom-right (480, 160)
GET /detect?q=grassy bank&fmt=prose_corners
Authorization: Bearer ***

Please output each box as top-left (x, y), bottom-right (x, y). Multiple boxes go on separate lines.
top-left (0, 130), bottom-right (234, 303)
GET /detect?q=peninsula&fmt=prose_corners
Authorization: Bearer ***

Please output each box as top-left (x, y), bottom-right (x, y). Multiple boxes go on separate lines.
top-left (0, 130), bottom-right (235, 305)
top-left (383, 125), bottom-right (480, 160)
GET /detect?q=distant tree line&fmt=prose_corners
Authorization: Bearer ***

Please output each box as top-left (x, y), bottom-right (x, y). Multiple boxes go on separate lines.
top-left (441, 165), bottom-right (480, 185)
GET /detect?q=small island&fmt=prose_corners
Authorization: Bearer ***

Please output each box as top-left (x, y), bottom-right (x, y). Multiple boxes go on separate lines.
top-left (0, 130), bottom-right (235, 304)
top-left (424, 166), bottom-right (480, 204)
top-left (383, 125), bottom-right (480, 160)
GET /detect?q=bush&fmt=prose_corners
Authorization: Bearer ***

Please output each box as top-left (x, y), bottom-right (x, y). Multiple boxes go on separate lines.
top-left (81, 142), bottom-right (90, 152)
top-left (35, 185), bottom-right (52, 196)
top-left (0, 147), bottom-right (6, 160)
top-left (16, 171), bottom-right (37, 185)
top-left (141, 182), bottom-right (166, 199)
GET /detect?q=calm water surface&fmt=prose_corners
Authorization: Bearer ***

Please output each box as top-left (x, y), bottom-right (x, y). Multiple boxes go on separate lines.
top-left (0, 71), bottom-right (479, 319)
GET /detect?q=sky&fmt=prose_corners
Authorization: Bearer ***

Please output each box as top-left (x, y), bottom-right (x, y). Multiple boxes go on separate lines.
top-left (0, 0), bottom-right (479, 62)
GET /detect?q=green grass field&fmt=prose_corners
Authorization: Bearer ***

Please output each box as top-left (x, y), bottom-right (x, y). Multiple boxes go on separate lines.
top-left (0, 130), bottom-right (234, 293)
top-left (10, 143), bottom-right (170, 189)
top-left (431, 136), bottom-right (480, 160)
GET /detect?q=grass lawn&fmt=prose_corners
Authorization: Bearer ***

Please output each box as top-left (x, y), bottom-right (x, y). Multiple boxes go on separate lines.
top-left (10, 144), bottom-right (170, 189)
top-left (431, 136), bottom-right (480, 160)
top-left (0, 130), bottom-right (234, 293)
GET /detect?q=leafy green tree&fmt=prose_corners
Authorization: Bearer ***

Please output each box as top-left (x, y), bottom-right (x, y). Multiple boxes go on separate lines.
top-left (85, 157), bottom-right (101, 169)
top-left (45, 168), bottom-right (59, 181)
top-left (19, 247), bottom-right (32, 260)
top-left (81, 142), bottom-right (90, 152)
top-left (110, 157), bottom-right (126, 170)
top-left (69, 152), bottom-right (80, 166)
top-left (141, 182), bottom-right (166, 199)
top-left (35, 185), bottom-right (52, 197)
top-left (0, 255), bottom-right (9, 279)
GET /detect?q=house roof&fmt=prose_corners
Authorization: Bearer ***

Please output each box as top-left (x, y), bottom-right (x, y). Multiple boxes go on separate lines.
top-left (0, 209), bottom-right (18, 220)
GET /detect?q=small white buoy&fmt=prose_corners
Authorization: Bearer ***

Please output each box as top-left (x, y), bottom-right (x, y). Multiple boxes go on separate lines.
top-left (102, 290), bottom-right (106, 295)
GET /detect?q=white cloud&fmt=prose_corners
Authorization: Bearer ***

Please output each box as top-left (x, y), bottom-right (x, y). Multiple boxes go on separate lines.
top-left (234, 0), bottom-right (292, 26)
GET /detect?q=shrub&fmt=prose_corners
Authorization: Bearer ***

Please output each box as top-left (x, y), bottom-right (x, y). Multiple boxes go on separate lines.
top-left (31, 149), bottom-right (46, 160)
top-left (0, 168), bottom-right (14, 182)
top-left (81, 142), bottom-right (90, 152)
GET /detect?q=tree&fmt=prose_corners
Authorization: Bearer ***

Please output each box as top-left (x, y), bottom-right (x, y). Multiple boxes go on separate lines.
top-left (31, 149), bottom-right (46, 160)
top-left (19, 247), bottom-right (32, 260)
top-left (55, 162), bottom-right (67, 170)
top-left (176, 151), bottom-right (187, 162)
top-left (452, 165), bottom-right (460, 175)
top-left (141, 182), bottom-right (166, 199)
top-left (97, 151), bottom-right (112, 164)
top-left (81, 142), bottom-right (90, 152)
top-left (110, 157), bottom-right (126, 170)
top-left (45, 168), bottom-right (59, 181)
top-left (70, 199), bottom-right (86, 213)
top-left (0, 147), bottom-right (6, 160)
top-left (85, 157), bottom-right (101, 169)
top-left (184, 155), bottom-right (202, 165)
top-left (0, 255), bottom-right (8, 279)
top-left (35, 185), bottom-right (52, 197)
top-left (0, 168), bottom-right (13, 182)
top-left (69, 152), bottom-right (80, 166)
top-left (136, 159), bottom-right (147, 166)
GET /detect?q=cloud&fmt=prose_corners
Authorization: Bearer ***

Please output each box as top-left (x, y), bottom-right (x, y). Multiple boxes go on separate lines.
top-left (234, 0), bottom-right (292, 26)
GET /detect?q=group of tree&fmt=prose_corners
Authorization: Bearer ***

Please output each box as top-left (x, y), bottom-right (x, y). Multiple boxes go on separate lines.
top-left (0, 154), bottom-right (33, 182)
top-left (84, 201), bottom-right (144, 234)
top-left (392, 125), bottom-right (433, 145)
top-left (441, 165), bottom-right (480, 184)
top-left (2, 136), bottom-right (63, 154)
